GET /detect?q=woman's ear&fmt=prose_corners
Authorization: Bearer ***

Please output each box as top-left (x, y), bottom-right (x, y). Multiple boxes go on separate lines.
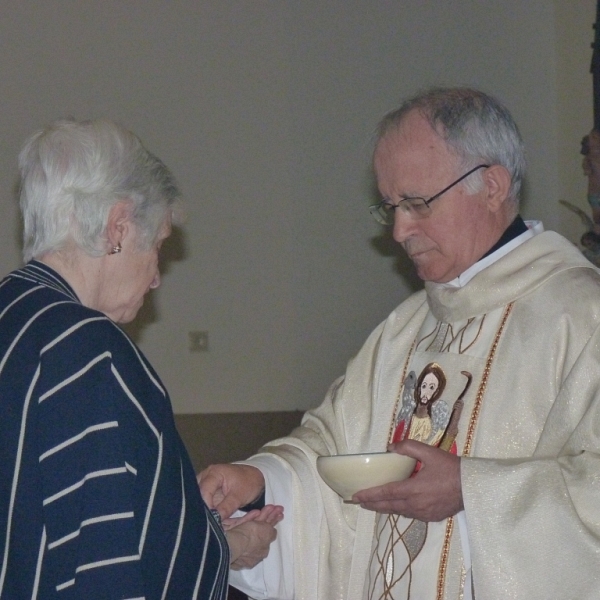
top-left (483, 165), bottom-right (512, 213)
top-left (105, 201), bottom-right (133, 250)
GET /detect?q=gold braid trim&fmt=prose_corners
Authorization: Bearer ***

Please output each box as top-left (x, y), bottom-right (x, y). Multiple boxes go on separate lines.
top-left (435, 302), bottom-right (514, 600)
top-left (463, 303), bottom-right (514, 457)
top-left (437, 516), bottom-right (455, 599)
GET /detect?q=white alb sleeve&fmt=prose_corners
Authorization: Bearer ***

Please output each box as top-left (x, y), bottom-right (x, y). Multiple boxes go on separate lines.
top-left (228, 455), bottom-right (295, 600)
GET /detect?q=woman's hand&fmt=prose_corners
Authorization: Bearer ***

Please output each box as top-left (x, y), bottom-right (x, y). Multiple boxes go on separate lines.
top-left (224, 505), bottom-right (284, 570)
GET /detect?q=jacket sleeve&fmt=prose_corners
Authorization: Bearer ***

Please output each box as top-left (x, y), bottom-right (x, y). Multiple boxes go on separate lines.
top-left (36, 349), bottom-right (147, 598)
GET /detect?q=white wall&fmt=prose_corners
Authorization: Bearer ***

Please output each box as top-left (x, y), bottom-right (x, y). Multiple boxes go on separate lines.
top-left (0, 1), bottom-right (594, 413)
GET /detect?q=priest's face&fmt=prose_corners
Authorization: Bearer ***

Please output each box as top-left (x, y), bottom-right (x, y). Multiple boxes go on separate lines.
top-left (374, 110), bottom-right (496, 283)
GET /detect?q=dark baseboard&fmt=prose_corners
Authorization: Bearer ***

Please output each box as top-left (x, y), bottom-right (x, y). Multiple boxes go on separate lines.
top-left (174, 410), bottom-right (303, 472)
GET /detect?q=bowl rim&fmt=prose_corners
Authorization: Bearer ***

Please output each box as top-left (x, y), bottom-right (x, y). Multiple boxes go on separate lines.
top-left (317, 451), bottom-right (410, 460)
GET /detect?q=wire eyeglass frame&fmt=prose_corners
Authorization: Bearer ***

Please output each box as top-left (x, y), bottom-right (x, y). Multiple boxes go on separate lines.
top-left (369, 164), bottom-right (490, 225)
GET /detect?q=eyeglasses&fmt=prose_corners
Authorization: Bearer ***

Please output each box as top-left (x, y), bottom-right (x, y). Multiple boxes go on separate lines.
top-left (369, 164), bottom-right (489, 225)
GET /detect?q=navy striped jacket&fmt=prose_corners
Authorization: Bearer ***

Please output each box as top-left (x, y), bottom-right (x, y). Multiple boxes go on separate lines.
top-left (0, 261), bottom-right (228, 599)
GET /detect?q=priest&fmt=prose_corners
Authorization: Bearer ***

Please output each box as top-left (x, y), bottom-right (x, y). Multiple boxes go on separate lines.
top-left (201, 87), bottom-right (600, 600)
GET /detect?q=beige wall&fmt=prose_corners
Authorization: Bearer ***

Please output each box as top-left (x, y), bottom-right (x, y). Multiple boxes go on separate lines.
top-left (556, 0), bottom-right (598, 241)
top-left (0, 1), bottom-right (595, 413)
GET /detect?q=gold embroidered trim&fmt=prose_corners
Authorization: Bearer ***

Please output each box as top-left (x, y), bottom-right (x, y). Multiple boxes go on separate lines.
top-left (457, 315), bottom-right (485, 354)
top-left (463, 303), bottom-right (513, 457)
top-left (437, 516), bottom-right (454, 600)
top-left (435, 302), bottom-right (514, 600)
top-left (419, 315), bottom-right (486, 355)
top-left (418, 324), bottom-right (439, 351)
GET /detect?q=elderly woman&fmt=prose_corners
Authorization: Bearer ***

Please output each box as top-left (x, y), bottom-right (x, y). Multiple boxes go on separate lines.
top-left (0, 119), bottom-right (280, 598)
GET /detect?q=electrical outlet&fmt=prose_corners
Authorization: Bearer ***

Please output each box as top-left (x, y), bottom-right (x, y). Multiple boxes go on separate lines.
top-left (189, 330), bottom-right (209, 352)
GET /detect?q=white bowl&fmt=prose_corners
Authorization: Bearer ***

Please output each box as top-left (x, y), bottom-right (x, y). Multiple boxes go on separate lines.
top-left (316, 452), bottom-right (416, 501)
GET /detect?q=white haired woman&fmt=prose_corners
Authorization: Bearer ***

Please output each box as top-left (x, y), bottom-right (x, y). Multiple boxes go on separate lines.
top-left (0, 119), bottom-right (281, 599)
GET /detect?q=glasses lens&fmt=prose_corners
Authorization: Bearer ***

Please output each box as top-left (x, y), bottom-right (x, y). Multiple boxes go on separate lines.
top-left (369, 203), bottom-right (394, 225)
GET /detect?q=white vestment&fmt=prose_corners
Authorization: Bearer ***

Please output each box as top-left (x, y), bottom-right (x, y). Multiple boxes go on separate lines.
top-left (232, 229), bottom-right (600, 599)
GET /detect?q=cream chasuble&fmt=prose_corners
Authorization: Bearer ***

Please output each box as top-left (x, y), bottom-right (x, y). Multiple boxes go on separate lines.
top-left (232, 229), bottom-right (600, 600)
top-left (366, 304), bottom-right (512, 600)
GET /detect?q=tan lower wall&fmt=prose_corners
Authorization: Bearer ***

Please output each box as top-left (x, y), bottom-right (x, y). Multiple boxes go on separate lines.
top-left (174, 411), bottom-right (303, 473)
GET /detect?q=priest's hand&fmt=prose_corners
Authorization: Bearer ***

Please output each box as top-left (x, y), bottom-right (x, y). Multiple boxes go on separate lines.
top-left (198, 463), bottom-right (265, 519)
top-left (351, 440), bottom-right (463, 522)
top-left (225, 505), bottom-right (283, 570)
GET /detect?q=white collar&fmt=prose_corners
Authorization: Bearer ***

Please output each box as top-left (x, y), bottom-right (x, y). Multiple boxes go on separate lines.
top-left (441, 220), bottom-right (544, 289)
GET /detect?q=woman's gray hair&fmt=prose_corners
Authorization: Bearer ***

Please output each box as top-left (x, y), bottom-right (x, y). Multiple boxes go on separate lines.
top-left (18, 118), bottom-right (181, 262)
top-left (376, 87), bottom-right (525, 205)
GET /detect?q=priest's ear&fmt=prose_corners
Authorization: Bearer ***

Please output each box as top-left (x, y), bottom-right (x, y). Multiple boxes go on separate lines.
top-left (482, 165), bottom-right (512, 213)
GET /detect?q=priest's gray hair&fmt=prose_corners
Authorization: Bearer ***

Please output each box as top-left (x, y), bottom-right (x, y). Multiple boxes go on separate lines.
top-left (376, 87), bottom-right (525, 205)
top-left (18, 118), bottom-right (181, 262)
